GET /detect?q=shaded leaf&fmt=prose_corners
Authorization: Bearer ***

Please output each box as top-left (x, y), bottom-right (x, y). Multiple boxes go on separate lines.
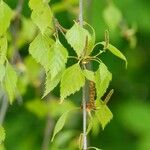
top-left (29, 33), bottom-right (54, 72)
top-left (95, 100), bottom-right (113, 130)
top-left (0, 0), bottom-right (12, 35)
top-left (4, 62), bottom-right (17, 104)
top-left (100, 41), bottom-right (127, 67)
top-left (66, 22), bottom-right (91, 57)
top-left (95, 62), bottom-right (112, 99)
top-left (60, 63), bottom-right (85, 102)
top-left (0, 126), bottom-right (5, 144)
top-left (83, 69), bottom-right (95, 82)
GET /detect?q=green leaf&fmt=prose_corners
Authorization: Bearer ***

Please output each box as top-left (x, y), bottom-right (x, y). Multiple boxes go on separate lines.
top-left (0, 126), bottom-right (5, 144)
top-left (60, 63), bottom-right (85, 102)
top-left (66, 22), bottom-right (91, 57)
top-left (30, 0), bottom-right (53, 33)
top-left (100, 41), bottom-right (127, 67)
top-left (4, 62), bottom-right (17, 104)
top-left (29, 0), bottom-right (43, 9)
top-left (51, 111), bottom-right (70, 142)
top-left (29, 33), bottom-right (54, 72)
top-left (0, 0), bottom-right (12, 35)
top-left (49, 40), bottom-right (68, 79)
top-left (0, 35), bottom-right (7, 65)
top-left (95, 62), bottom-right (112, 99)
top-left (95, 100), bottom-right (113, 130)
top-left (83, 69), bottom-right (95, 82)
top-left (0, 64), bottom-right (5, 82)
top-left (103, 3), bottom-right (122, 30)
top-left (20, 17), bottom-right (37, 42)
top-left (43, 69), bottom-right (64, 98)
top-left (84, 22), bottom-right (96, 55)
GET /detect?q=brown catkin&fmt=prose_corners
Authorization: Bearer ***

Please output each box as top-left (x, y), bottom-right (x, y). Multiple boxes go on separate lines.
top-left (88, 81), bottom-right (96, 110)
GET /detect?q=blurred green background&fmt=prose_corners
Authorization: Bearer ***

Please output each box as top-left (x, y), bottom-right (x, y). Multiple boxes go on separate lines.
top-left (1, 0), bottom-right (150, 150)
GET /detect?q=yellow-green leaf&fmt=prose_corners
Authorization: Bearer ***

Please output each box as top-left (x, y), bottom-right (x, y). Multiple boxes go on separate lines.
top-left (0, 0), bottom-right (12, 36)
top-left (95, 62), bottom-right (112, 99)
top-left (101, 41), bottom-right (127, 67)
top-left (29, 33), bottom-right (54, 72)
top-left (49, 40), bottom-right (68, 79)
top-left (29, 0), bottom-right (43, 10)
top-left (83, 69), bottom-right (95, 82)
top-left (43, 69), bottom-right (64, 98)
top-left (95, 100), bottom-right (113, 130)
top-left (0, 64), bottom-right (5, 82)
top-left (0, 35), bottom-right (7, 65)
top-left (51, 111), bottom-right (70, 142)
top-left (29, 0), bottom-right (53, 33)
top-left (4, 62), bottom-right (17, 104)
top-left (60, 63), bottom-right (85, 101)
top-left (84, 22), bottom-right (96, 56)
top-left (0, 126), bottom-right (5, 144)
top-left (66, 22), bottom-right (91, 57)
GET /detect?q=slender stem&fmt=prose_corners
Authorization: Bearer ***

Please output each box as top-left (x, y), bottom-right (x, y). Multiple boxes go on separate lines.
top-left (0, 95), bottom-right (8, 125)
top-left (79, 0), bottom-right (88, 149)
top-left (79, 0), bottom-right (83, 26)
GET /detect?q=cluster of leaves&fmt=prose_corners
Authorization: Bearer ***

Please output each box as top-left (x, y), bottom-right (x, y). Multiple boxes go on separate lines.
top-left (28, 0), bottom-right (127, 145)
top-left (0, 0), bottom-right (127, 149)
top-left (0, 0), bottom-right (17, 104)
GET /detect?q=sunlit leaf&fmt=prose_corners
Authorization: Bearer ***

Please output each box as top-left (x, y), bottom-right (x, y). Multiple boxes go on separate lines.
top-left (29, 33), bottom-right (54, 72)
top-left (84, 22), bottom-right (96, 55)
top-left (0, 64), bottom-right (5, 82)
top-left (49, 40), bottom-right (68, 79)
top-left (0, 0), bottom-right (12, 35)
top-left (4, 62), bottom-right (17, 104)
top-left (0, 126), bottom-right (5, 144)
top-left (95, 62), bottom-right (112, 99)
top-left (60, 63), bottom-right (85, 102)
top-left (29, 0), bottom-right (43, 9)
top-left (66, 22), bottom-right (91, 57)
top-left (100, 42), bottom-right (127, 67)
top-left (95, 100), bottom-right (113, 130)
top-left (51, 111), bottom-right (70, 142)
top-left (83, 69), bottom-right (95, 82)
top-left (29, 0), bottom-right (53, 33)
top-left (0, 35), bottom-right (7, 65)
